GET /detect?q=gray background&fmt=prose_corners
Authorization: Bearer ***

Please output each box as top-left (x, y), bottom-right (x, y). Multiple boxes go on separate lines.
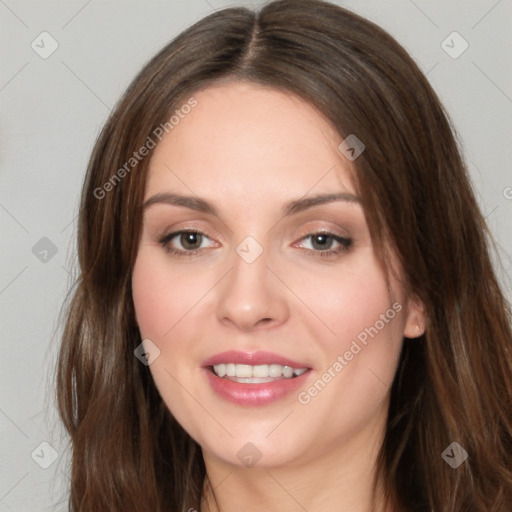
top-left (1, 0), bottom-right (511, 510)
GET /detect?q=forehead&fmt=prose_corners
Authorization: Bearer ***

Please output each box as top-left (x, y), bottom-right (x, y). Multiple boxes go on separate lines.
top-left (145, 81), bottom-right (356, 201)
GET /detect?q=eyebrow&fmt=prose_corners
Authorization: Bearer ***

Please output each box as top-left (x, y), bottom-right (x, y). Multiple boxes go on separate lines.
top-left (142, 191), bottom-right (361, 217)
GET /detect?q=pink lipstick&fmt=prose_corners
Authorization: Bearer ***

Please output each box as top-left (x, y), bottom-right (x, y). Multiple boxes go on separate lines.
top-left (202, 350), bottom-right (312, 406)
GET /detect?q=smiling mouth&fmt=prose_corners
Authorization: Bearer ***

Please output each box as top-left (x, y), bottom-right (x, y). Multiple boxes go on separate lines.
top-left (208, 363), bottom-right (309, 383)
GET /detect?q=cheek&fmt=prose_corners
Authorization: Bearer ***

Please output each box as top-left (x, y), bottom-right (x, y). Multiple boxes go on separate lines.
top-left (298, 252), bottom-right (405, 405)
top-left (131, 254), bottom-right (168, 338)
top-left (131, 250), bottom-right (205, 432)
top-left (131, 248), bottom-right (204, 339)
top-left (300, 254), bottom-right (404, 352)
top-left (287, 283), bottom-right (404, 457)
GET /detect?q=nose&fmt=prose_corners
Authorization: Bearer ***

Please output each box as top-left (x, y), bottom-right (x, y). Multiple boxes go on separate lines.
top-left (215, 242), bottom-right (290, 332)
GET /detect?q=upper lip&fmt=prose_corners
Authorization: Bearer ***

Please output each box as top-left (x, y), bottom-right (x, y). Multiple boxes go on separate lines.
top-left (202, 350), bottom-right (311, 369)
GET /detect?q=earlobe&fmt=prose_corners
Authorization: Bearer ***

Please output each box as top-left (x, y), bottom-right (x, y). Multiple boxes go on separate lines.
top-left (403, 295), bottom-right (426, 338)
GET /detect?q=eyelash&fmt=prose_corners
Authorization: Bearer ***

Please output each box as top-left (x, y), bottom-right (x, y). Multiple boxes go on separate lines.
top-left (158, 229), bottom-right (353, 259)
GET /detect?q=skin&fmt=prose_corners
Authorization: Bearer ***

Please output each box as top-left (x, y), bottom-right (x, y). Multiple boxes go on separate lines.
top-left (131, 81), bottom-right (425, 512)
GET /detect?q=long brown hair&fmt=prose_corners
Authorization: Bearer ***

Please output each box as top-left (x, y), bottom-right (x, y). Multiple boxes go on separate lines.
top-left (55, 0), bottom-right (512, 510)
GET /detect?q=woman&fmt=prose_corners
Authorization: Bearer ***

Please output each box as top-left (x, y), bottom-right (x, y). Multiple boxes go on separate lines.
top-left (55, 0), bottom-right (512, 510)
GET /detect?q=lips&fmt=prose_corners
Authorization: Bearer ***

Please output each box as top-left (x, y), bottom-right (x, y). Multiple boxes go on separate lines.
top-left (204, 369), bottom-right (311, 405)
top-left (201, 350), bottom-right (313, 406)
top-left (202, 350), bottom-right (310, 369)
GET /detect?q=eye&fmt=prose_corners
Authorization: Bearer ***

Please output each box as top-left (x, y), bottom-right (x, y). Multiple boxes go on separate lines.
top-left (158, 229), bottom-right (353, 259)
top-left (158, 229), bottom-right (215, 257)
top-left (295, 231), bottom-right (352, 258)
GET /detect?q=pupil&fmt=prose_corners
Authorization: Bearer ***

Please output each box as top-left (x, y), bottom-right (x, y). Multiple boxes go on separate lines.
top-left (312, 234), bottom-right (332, 250)
top-left (182, 232), bottom-right (201, 250)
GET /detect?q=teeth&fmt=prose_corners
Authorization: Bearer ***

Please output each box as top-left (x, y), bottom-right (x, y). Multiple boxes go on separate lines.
top-left (212, 363), bottom-right (308, 379)
top-left (269, 364), bottom-right (283, 377)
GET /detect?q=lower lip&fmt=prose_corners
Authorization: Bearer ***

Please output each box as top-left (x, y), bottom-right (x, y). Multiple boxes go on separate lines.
top-left (203, 368), bottom-right (312, 406)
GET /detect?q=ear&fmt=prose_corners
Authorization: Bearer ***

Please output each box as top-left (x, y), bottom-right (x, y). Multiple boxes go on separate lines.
top-left (403, 294), bottom-right (426, 338)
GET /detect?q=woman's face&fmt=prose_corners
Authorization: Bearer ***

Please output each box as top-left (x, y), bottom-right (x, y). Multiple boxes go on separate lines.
top-left (131, 81), bottom-right (424, 469)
